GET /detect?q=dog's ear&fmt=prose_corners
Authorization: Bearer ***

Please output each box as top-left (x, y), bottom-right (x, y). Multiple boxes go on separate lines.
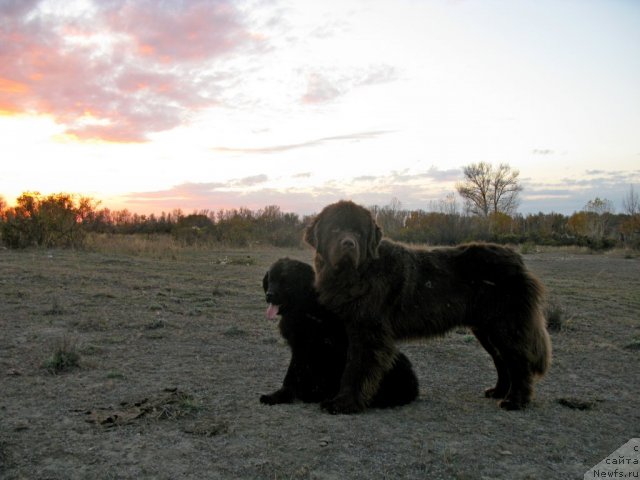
top-left (303, 216), bottom-right (318, 248)
top-left (367, 220), bottom-right (382, 259)
top-left (262, 271), bottom-right (269, 293)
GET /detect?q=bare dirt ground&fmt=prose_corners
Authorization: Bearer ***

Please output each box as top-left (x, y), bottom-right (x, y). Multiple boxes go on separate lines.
top-left (1, 243), bottom-right (638, 479)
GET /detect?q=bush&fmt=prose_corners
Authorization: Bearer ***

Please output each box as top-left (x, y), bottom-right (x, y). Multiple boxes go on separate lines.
top-left (172, 214), bottom-right (215, 246)
top-left (1, 192), bottom-right (87, 248)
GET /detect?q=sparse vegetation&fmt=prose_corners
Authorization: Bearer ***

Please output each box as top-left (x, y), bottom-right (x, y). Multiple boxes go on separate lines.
top-left (1, 246), bottom-right (638, 479)
top-left (145, 318), bottom-right (167, 330)
top-left (43, 298), bottom-right (65, 316)
top-left (152, 389), bottom-right (201, 420)
top-left (223, 326), bottom-right (248, 337)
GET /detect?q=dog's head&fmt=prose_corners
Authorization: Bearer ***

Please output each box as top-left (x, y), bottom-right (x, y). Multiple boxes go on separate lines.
top-left (304, 200), bottom-right (382, 271)
top-left (262, 258), bottom-right (316, 320)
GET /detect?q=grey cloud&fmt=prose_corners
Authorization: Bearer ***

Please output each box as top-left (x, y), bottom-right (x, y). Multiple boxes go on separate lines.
top-left (390, 167), bottom-right (461, 183)
top-left (232, 174), bottom-right (269, 186)
top-left (300, 64), bottom-right (399, 105)
top-left (353, 176), bottom-right (378, 182)
top-left (521, 169), bottom-right (640, 213)
top-left (122, 169), bottom-right (640, 218)
top-left (357, 65), bottom-right (399, 87)
top-left (212, 130), bottom-right (394, 154)
top-left (301, 72), bottom-right (342, 104)
top-left (532, 149), bottom-right (554, 155)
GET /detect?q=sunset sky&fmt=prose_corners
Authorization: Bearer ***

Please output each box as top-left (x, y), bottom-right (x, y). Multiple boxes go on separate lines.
top-left (1, 0), bottom-right (639, 216)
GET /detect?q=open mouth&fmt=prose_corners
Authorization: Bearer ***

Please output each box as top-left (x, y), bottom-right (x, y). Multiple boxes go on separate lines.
top-left (265, 303), bottom-right (280, 321)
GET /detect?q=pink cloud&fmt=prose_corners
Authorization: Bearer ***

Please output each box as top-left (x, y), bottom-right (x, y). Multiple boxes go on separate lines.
top-left (106, 1), bottom-right (251, 63)
top-left (0, 0), bottom-right (258, 142)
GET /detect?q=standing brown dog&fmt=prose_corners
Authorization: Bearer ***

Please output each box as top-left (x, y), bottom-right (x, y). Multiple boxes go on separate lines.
top-left (305, 200), bottom-right (551, 413)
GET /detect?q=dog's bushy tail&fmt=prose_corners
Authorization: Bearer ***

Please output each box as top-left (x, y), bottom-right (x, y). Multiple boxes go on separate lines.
top-left (524, 273), bottom-right (552, 376)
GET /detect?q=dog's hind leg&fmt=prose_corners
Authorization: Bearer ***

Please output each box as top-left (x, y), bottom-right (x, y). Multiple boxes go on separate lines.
top-left (488, 338), bottom-right (535, 410)
top-left (498, 359), bottom-right (534, 410)
top-left (472, 328), bottom-right (511, 400)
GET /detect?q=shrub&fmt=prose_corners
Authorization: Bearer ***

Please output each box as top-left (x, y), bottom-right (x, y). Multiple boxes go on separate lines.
top-left (43, 340), bottom-right (81, 374)
top-left (1, 192), bottom-right (88, 248)
top-left (545, 300), bottom-right (565, 332)
top-left (172, 214), bottom-right (215, 246)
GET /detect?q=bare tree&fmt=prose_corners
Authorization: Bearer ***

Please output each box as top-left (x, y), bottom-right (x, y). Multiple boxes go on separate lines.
top-left (584, 197), bottom-right (614, 215)
top-left (491, 163), bottom-right (523, 215)
top-left (620, 185), bottom-right (640, 249)
top-left (622, 185), bottom-right (639, 216)
top-left (373, 198), bottom-right (407, 237)
top-left (583, 197), bottom-right (614, 241)
top-left (429, 192), bottom-right (459, 216)
top-left (456, 162), bottom-right (522, 216)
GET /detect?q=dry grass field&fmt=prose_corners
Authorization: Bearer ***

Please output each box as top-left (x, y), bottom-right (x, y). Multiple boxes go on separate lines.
top-left (1, 239), bottom-right (639, 479)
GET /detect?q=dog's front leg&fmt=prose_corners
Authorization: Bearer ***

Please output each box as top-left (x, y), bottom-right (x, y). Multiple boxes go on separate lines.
top-left (321, 318), bottom-right (396, 414)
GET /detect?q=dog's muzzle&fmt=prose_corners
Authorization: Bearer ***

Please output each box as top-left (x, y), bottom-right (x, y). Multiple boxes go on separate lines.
top-left (328, 233), bottom-right (360, 268)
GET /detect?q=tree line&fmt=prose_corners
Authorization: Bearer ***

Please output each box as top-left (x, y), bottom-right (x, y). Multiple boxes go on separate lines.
top-left (0, 193), bottom-right (305, 249)
top-left (1, 189), bottom-right (638, 251)
top-left (1, 162), bottom-right (638, 250)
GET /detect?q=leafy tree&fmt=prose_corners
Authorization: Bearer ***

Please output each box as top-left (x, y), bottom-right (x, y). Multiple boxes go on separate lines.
top-left (1, 192), bottom-right (89, 248)
top-left (173, 214), bottom-right (215, 245)
top-left (567, 211), bottom-right (589, 237)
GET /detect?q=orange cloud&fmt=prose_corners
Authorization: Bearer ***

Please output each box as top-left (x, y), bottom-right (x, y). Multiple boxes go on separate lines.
top-left (137, 44), bottom-right (156, 56)
top-left (0, 77), bottom-right (29, 94)
top-left (0, 77), bottom-right (29, 114)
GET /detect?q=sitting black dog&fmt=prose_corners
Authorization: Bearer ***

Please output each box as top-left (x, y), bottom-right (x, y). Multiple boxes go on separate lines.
top-left (260, 258), bottom-right (419, 408)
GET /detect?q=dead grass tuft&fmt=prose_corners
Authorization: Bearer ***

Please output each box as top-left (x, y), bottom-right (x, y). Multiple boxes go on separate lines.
top-left (214, 255), bottom-right (257, 266)
top-left (544, 299), bottom-right (572, 332)
top-left (84, 233), bottom-right (183, 258)
top-left (43, 298), bottom-right (65, 316)
top-left (43, 339), bottom-right (80, 374)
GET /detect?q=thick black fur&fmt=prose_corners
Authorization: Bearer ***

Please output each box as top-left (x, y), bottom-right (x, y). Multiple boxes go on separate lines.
top-left (305, 201), bottom-right (552, 413)
top-left (260, 258), bottom-right (419, 408)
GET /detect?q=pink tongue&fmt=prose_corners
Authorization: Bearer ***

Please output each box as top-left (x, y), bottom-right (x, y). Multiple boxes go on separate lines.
top-left (266, 304), bottom-right (279, 321)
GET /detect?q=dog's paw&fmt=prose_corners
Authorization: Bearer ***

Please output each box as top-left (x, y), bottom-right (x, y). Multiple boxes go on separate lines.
top-left (260, 389), bottom-right (294, 405)
top-left (484, 387), bottom-right (507, 399)
top-left (259, 394), bottom-right (279, 405)
top-left (498, 398), bottom-right (527, 411)
top-left (320, 394), bottom-right (364, 414)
